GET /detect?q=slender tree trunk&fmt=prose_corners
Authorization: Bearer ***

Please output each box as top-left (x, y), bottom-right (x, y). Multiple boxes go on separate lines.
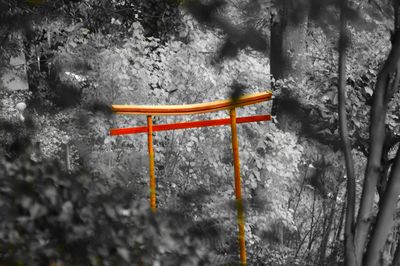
top-left (355, 30), bottom-right (393, 265)
top-left (365, 149), bottom-right (400, 266)
top-left (293, 167), bottom-right (307, 218)
top-left (336, 199), bottom-right (346, 244)
top-left (355, 29), bottom-right (400, 265)
top-left (337, 1), bottom-right (357, 265)
top-left (317, 201), bottom-right (329, 265)
top-left (305, 209), bottom-right (323, 263)
top-left (392, 231), bottom-right (400, 266)
top-left (64, 142), bottom-right (71, 172)
top-left (294, 226), bottom-right (311, 260)
top-left (319, 189), bottom-right (340, 265)
top-left (355, 2), bottom-right (400, 263)
top-left (308, 189), bottom-right (317, 250)
top-left (378, 135), bottom-right (391, 206)
top-left (394, 0), bottom-right (400, 30)
top-left (330, 199), bottom-right (346, 265)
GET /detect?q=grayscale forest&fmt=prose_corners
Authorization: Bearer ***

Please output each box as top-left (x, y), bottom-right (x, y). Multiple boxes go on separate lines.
top-left (1, 0), bottom-right (400, 265)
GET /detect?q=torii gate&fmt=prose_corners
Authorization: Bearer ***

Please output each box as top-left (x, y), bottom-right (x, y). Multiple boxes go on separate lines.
top-left (109, 91), bottom-right (272, 265)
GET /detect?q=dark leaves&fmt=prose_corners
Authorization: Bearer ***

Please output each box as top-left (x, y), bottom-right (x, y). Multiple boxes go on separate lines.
top-left (6, 137), bottom-right (32, 159)
top-left (188, 0), bottom-right (370, 66)
top-left (218, 38), bottom-right (239, 59)
top-left (184, 0), bottom-right (226, 24)
top-left (187, 219), bottom-right (223, 248)
top-left (76, 112), bottom-right (89, 128)
top-left (244, 0), bottom-right (261, 16)
top-left (274, 0), bottom-right (311, 24)
top-left (307, 0), bottom-right (362, 26)
top-left (179, 186), bottom-right (211, 204)
top-left (50, 80), bottom-right (82, 108)
top-left (25, 0), bottom-right (45, 7)
top-left (230, 80), bottom-right (247, 103)
top-left (227, 198), bottom-right (248, 213)
top-left (0, 119), bottom-right (17, 133)
top-left (244, 27), bottom-right (269, 51)
top-left (218, 25), bottom-right (268, 60)
top-left (0, 154), bottom-right (218, 265)
top-left (185, 0), bottom-right (268, 62)
top-left (87, 101), bottom-right (112, 117)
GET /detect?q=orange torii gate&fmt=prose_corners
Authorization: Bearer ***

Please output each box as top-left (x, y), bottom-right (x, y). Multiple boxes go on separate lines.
top-left (109, 91), bottom-right (272, 265)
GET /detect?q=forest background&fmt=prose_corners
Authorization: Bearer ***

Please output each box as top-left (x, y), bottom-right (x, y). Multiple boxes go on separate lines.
top-left (1, 0), bottom-right (400, 265)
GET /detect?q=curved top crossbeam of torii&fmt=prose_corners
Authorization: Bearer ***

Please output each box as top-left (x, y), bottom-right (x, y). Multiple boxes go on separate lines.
top-left (111, 91), bottom-right (272, 116)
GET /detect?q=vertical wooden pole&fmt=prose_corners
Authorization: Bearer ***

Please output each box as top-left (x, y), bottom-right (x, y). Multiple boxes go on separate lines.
top-left (147, 115), bottom-right (156, 212)
top-left (64, 142), bottom-right (71, 172)
top-left (230, 108), bottom-right (247, 265)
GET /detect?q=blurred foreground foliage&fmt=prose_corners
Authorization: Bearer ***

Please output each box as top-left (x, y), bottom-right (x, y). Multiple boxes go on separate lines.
top-left (2, 0), bottom-right (400, 265)
top-left (0, 152), bottom-right (228, 266)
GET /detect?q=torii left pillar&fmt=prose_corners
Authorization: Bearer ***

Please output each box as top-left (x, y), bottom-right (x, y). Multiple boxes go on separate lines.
top-left (147, 115), bottom-right (156, 212)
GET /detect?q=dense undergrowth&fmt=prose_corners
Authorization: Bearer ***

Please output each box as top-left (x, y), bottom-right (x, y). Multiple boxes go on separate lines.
top-left (2, 0), bottom-right (400, 265)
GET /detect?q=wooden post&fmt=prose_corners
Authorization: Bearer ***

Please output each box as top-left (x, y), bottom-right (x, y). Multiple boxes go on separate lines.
top-left (64, 142), bottom-right (71, 172)
top-left (230, 108), bottom-right (247, 265)
top-left (147, 115), bottom-right (156, 212)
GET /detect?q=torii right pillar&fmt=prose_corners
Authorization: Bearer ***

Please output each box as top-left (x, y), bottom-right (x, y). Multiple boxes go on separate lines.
top-left (230, 107), bottom-right (247, 265)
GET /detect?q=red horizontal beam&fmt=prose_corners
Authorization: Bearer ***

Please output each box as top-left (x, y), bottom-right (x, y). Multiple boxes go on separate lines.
top-left (110, 115), bottom-right (271, 136)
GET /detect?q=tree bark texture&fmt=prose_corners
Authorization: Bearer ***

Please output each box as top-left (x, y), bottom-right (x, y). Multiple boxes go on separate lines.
top-left (319, 189), bottom-right (339, 265)
top-left (394, 0), bottom-right (400, 30)
top-left (64, 142), bottom-right (71, 172)
top-left (270, 1), bottom-right (309, 131)
top-left (355, 30), bottom-right (400, 265)
top-left (392, 231), bottom-right (400, 266)
top-left (270, 1), bottom-right (308, 81)
top-left (329, 199), bottom-right (346, 265)
top-left (365, 149), bottom-right (400, 266)
top-left (337, 1), bottom-right (357, 265)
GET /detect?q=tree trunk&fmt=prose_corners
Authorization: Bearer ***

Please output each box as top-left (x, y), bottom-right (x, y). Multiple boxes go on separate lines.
top-left (365, 149), bottom-right (400, 266)
top-left (392, 230), bottom-right (400, 266)
top-left (64, 142), bottom-right (71, 172)
top-left (270, 1), bottom-right (308, 81)
top-left (394, 0), bottom-right (400, 30)
top-left (270, 0), bottom-right (308, 130)
top-left (355, 2), bottom-right (400, 263)
top-left (319, 189), bottom-right (339, 265)
top-left (308, 189), bottom-right (317, 250)
top-left (355, 29), bottom-right (400, 265)
top-left (337, 1), bottom-right (357, 265)
top-left (329, 199), bottom-right (346, 265)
